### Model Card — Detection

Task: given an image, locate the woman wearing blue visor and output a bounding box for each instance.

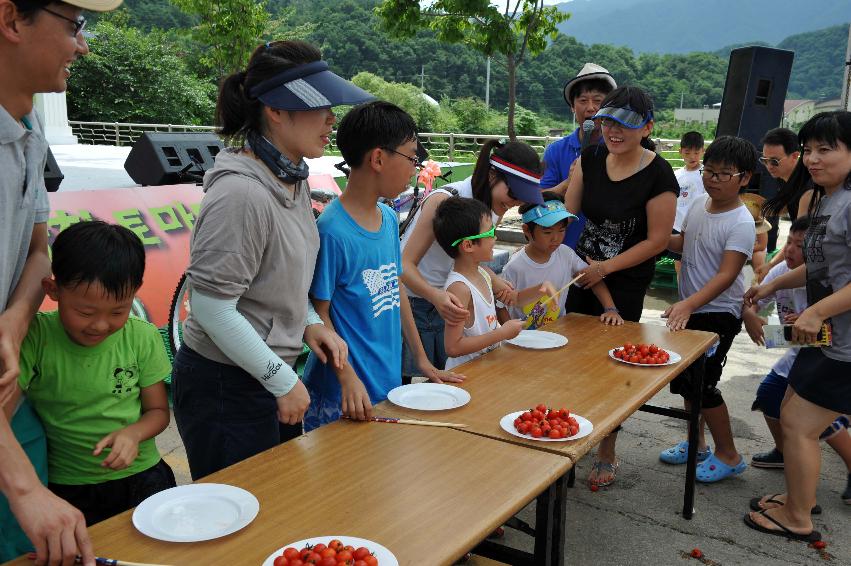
[564,86,679,487]
[172,41,371,480]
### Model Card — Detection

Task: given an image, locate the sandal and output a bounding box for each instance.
[588,459,619,487]
[749,494,822,515]
[743,510,821,542]
[696,453,746,483]
[659,440,712,465]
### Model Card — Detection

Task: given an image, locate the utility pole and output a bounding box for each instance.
[485,56,491,108]
[843,23,851,111]
[420,65,425,91]
[680,92,685,109]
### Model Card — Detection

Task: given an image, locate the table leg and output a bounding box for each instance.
[533,471,568,566]
[567,467,575,488]
[682,355,705,519]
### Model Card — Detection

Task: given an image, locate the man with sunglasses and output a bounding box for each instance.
[754,128,802,282]
[1,1,121,564]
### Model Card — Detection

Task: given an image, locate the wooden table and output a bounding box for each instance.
[4,421,570,566]
[377,314,717,518]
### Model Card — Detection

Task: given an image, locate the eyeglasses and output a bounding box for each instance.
[699,168,745,183]
[383,147,422,169]
[451,225,496,247]
[759,156,783,167]
[40,7,87,36]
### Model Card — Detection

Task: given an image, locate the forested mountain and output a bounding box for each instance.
[554,0,851,54]
[99,0,847,122]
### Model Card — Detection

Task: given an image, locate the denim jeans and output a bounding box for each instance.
[172,345,302,480]
[402,297,447,379]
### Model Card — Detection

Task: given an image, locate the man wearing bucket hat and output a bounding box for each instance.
[0,1,122,563]
[540,63,616,249]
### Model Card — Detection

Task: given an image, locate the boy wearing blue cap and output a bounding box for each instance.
[498,191,623,327]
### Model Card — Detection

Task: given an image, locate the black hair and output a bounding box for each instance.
[570,78,615,104]
[680,131,704,150]
[789,215,810,234]
[433,196,491,258]
[702,135,758,174]
[470,140,542,211]
[599,86,656,151]
[11,0,54,18]
[52,221,145,299]
[519,190,565,234]
[765,111,851,218]
[335,101,418,168]
[216,40,322,146]
[761,127,799,155]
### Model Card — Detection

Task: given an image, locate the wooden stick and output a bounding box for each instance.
[538,273,583,307]
[27,554,175,566]
[343,415,468,428]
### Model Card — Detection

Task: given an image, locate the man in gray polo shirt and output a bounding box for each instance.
[0,1,121,564]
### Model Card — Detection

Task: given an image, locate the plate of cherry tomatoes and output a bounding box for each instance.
[263,536,396,566]
[609,343,681,366]
[499,404,593,442]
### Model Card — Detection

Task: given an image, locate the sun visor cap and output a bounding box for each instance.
[594,106,651,129]
[63,0,123,11]
[521,200,577,227]
[490,156,544,205]
[250,61,374,111]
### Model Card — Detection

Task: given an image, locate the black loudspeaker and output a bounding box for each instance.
[124,132,223,186]
[715,46,795,147]
[44,147,63,192]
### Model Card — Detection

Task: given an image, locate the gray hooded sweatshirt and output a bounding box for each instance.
[182,149,320,366]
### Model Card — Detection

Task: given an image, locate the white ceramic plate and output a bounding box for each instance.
[387,383,471,410]
[262,536,398,566]
[132,483,259,542]
[608,348,682,366]
[505,330,568,349]
[499,411,593,442]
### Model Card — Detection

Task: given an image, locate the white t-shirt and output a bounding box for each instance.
[673,167,705,231]
[400,177,499,298]
[757,262,807,377]
[444,267,500,370]
[679,194,756,317]
[500,245,588,320]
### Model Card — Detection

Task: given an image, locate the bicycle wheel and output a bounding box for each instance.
[167,272,190,356]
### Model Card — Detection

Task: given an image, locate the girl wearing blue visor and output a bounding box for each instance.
[172,41,371,480]
[563,86,679,488]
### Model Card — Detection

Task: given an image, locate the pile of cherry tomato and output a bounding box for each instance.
[273,540,378,566]
[513,404,579,439]
[613,343,670,365]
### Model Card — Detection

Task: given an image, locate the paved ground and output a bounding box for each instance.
[57,146,849,565]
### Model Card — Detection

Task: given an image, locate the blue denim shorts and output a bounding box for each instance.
[402,297,447,378]
[752,369,788,420]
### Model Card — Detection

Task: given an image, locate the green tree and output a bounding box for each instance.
[66,15,215,125]
[350,72,440,131]
[170,0,270,79]
[376,0,568,140]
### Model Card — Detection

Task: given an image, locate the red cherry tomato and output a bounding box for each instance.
[531,427,543,438]
[352,548,370,561]
[274,556,289,566]
[318,558,336,566]
[363,556,378,566]
[284,549,301,561]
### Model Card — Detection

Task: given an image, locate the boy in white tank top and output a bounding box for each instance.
[433,197,555,369]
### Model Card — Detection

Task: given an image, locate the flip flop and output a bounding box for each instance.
[743,510,821,542]
[588,460,619,487]
[659,440,712,465]
[749,494,822,515]
[696,453,746,483]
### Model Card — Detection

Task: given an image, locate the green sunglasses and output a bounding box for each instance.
[451,225,496,247]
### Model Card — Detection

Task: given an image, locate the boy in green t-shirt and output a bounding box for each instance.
[3,221,175,526]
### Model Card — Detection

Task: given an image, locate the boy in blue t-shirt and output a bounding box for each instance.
[3,221,175,526]
[303,102,462,431]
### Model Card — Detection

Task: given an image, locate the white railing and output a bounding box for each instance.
[68,121,687,167]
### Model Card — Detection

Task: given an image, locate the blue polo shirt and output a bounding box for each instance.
[541,128,587,249]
